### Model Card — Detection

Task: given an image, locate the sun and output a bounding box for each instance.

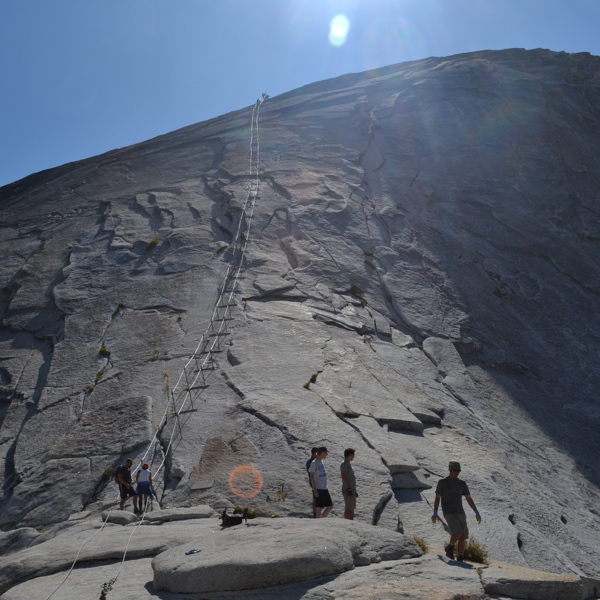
[329,14,350,47]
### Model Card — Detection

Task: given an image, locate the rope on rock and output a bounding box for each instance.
[142,93,265,480]
[43,94,267,600]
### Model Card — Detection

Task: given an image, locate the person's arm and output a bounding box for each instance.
[149,473,152,485]
[465,495,481,522]
[117,469,129,487]
[310,470,318,497]
[341,468,349,489]
[431,493,441,523]
[136,470,140,483]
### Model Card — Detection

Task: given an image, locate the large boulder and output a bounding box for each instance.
[151,517,422,593]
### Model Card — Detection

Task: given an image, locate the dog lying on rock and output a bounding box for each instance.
[219,507,248,528]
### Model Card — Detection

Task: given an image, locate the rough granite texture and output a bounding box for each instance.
[1,48,600,598]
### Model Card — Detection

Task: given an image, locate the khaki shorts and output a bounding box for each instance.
[445,513,469,539]
[342,487,357,511]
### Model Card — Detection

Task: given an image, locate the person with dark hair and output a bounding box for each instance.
[432,461,481,561]
[116,458,140,513]
[306,447,319,518]
[340,447,357,520]
[136,462,153,512]
[309,447,333,518]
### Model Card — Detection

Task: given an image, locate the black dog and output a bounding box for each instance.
[219,508,248,528]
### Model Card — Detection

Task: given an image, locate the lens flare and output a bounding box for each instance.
[329,14,350,47]
[228,465,263,499]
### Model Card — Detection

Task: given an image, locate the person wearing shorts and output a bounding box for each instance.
[116,458,139,513]
[340,448,357,520]
[306,447,319,517]
[309,447,333,518]
[432,461,481,561]
[136,462,153,512]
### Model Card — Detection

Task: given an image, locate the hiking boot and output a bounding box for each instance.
[445,544,455,559]
[457,555,465,562]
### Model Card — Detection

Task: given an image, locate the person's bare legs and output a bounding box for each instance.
[344,509,354,520]
[449,532,465,558]
[321,505,333,518]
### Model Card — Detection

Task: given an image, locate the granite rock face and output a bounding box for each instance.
[1,47,600,596]
[152,518,422,593]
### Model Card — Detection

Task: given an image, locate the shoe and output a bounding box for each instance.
[445,544,455,559]
[457,555,465,562]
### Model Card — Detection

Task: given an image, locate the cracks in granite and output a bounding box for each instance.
[1,339,53,507]
[222,372,301,448]
[238,404,301,448]
[0,242,71,508]
[548,254,600,297]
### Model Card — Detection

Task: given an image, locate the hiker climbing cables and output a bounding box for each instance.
[431,461,481,561]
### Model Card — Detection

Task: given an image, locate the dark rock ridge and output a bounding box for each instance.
[1,47,600,595]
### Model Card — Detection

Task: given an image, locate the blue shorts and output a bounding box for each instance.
[137,481,153,498]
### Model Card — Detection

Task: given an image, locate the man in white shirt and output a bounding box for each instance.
[309,447,333,518]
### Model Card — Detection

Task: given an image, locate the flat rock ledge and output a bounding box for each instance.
[2,538,600,599]
[481,561,600,600]
[151,517,422,594]
[101,504,213,525]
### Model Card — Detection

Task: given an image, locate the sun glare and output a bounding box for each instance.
[329,14,350,47]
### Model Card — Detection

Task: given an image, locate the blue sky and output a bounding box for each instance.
[1,0,599,188]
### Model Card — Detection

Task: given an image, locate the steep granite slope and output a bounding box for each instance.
[1,48,600,591]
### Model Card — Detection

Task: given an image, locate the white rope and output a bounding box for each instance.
[45,508,114,599]
[42,96,267,600]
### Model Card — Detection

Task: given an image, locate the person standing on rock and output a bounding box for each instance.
[136,462,153,512]
[340,448,357,520]
[432,461,481,562]
[306,447,319,518]
[309,447,333,518]
[116,458,140,513]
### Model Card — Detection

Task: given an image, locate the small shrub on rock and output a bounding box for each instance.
[146,237,160,251]
[411,535,428,553]
[464,537,489,564]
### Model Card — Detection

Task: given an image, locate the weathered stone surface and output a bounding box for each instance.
[141,505,213,522]
[0,527,40,556]
[1,47,600,597]
[0,518,213,594]
[151,517,422,593]
[4,546,597,600]
[481,562,595,600]
[102,510,139,525]
[351,416,419,473]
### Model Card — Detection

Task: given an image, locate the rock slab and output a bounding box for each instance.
[151,517,422,593]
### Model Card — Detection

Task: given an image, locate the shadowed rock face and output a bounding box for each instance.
[1,47,600,582]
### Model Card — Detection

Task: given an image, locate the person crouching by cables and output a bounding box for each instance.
[432,461,481,562]
[116,458,139,513]
[136,462,153,513]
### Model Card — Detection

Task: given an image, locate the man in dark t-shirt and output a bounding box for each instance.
[116,458,140,513]
[432,461,481,561]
